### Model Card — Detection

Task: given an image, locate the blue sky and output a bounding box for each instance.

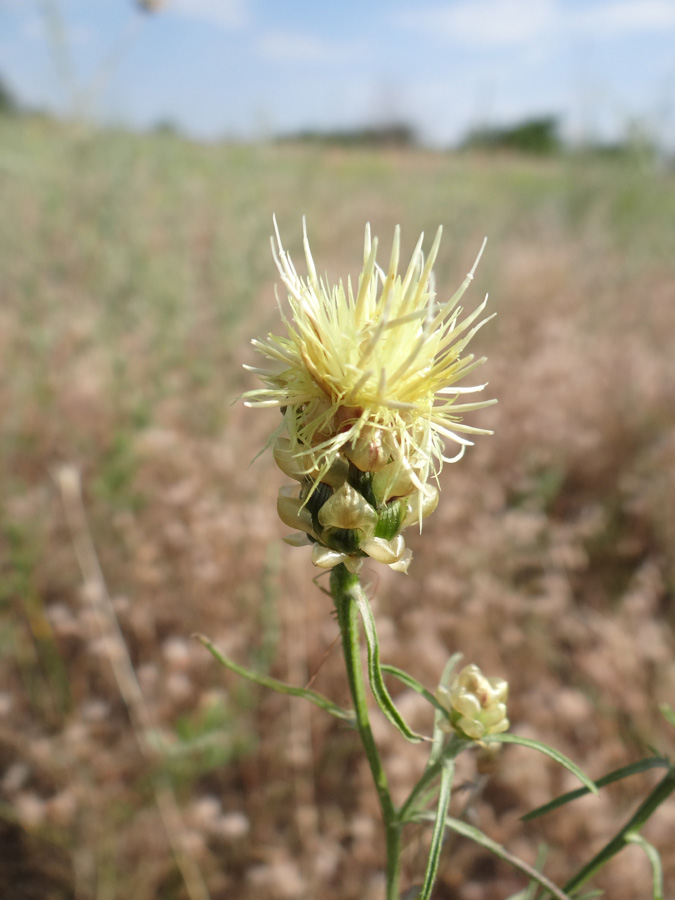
[1,0,675,147]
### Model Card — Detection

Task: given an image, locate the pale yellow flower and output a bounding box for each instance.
[436,664,509,740]
[244,219,495,573]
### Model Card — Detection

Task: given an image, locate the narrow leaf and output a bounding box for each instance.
[399,735,474,824]
[626,834,663,900]
[522,845,549,900]
[483,733,597,795]
[354,593,425,742]
[412,814,572,900]
[523,757,669,821]
[380,664,446,714]
[195,634,353,723]
[429,654,463,766]
[564,768,675,895]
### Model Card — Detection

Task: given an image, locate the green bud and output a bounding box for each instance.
[436,664,509,741]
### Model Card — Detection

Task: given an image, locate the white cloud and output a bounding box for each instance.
[398,0,558,47]
[256,29,363,64]
[168,0,249,29]
[399,0,675,47]
[572,0,675,34]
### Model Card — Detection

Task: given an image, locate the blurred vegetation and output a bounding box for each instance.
[1,113,674,899]
[0,76,19,116]
[277,122,418,149]
[462,116,562,155]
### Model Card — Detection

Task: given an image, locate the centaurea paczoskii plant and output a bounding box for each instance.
[199,220,674,899]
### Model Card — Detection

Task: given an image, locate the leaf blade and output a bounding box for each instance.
[412,814,573,900]
[482,733,597,795]
[354,593,425,743]
[195,633,354,723]
[523,756,669,821]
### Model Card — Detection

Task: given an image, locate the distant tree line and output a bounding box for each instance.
[274,116,564,154]
[276,122,417,149]
[460,116,561,155]
[0,76,18,116]
[0,75,661,162]
[276,115,657,159]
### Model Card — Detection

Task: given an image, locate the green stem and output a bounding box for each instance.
[399,737,468,823]
[330,564,401,900]
[418,760,454,900]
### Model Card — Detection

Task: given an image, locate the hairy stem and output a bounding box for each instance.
[330,564,401,900]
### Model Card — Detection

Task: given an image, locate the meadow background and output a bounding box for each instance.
[1,109,675,899]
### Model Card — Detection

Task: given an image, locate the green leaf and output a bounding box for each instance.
[438,654,463,688]
[429,654,463,766]
[398,735,470,824]
[354,592,425,743]
[523,757,669,821]
[626,834,663,900]
[520,845,549,900]
[380,664,446,714]
[412,814,573,900]
[659,703,675,728]
[563,767,675,896]
[194,633,354,723]
[380,653,463,719]
[418,761,454,900]
[482,733,597,795]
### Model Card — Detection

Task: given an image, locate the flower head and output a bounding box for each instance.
[244,219,495,573]
[436,664,509,741]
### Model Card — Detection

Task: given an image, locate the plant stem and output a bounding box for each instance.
[399,737,467,823]
[330,564,401,900]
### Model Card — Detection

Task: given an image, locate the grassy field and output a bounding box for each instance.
[1,114,674,899]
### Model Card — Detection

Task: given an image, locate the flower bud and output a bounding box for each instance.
[436,664,509,741]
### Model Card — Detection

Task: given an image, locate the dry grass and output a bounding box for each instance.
[1,115,674,899]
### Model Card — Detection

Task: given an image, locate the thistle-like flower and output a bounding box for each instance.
[436,664,509,740]
[244,219,495,573]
